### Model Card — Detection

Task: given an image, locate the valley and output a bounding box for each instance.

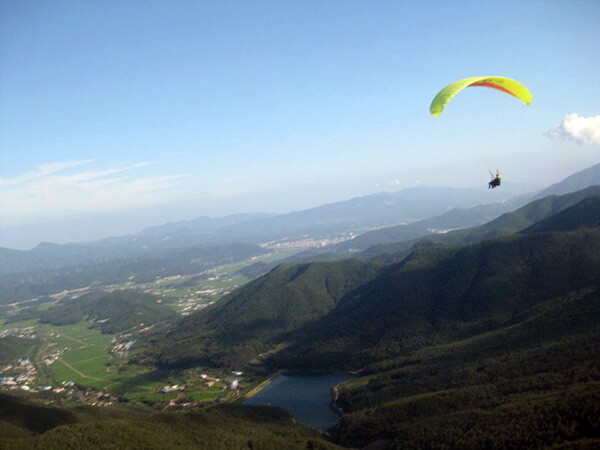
[4,2,600,447]
[0,251,300,409]
[1,169,600,448]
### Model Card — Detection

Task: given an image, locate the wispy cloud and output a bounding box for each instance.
[0,160,93,188]
[0,160,191,225]
[547,113,600,145]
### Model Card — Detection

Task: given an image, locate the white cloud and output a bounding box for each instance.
[0,160,191,225]
[547,113,600,145]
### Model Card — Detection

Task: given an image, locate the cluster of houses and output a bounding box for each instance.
[179,298,215,316]
[110,339,135,357]
[174,279,244,316]
[139,271,241,316]
[1,368,120,407]
[164,392,198,410]
[42,346,68,366]
[160,384,186,394]
[260,232,358,251]
[198,371,243,391]
[38,380,77,396]
[1,358,37,390]
[0,326,37,339]
[0,356,81,397]
[200,373,221,387]
[83,388,119,407]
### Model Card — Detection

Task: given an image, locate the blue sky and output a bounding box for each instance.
[1,0,599,248]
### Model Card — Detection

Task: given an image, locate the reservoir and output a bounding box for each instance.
[244,374,350,430]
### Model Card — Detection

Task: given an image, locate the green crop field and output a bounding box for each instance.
[188,388,227,403]
[42,322,115,389]
[2,316,234,405]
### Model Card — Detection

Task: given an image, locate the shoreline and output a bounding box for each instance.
[330,384,344,417]
[241,370,284,400]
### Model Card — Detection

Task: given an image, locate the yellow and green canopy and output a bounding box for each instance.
[430,76,532,117]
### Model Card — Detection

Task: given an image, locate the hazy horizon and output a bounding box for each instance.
[0,163,589,251]
[2,1,599,249]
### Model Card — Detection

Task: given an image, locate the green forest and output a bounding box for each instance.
[0,394,338,449]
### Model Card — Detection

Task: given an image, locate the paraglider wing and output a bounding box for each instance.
[430,76,532,117]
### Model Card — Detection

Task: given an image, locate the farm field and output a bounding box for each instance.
[45,323,114,388]
[1,318,230,405]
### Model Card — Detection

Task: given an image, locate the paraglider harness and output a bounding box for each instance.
[488,170,501,189]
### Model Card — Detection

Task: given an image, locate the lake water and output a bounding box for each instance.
[244,374,350,430]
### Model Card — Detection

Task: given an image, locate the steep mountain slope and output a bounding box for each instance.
[271,227,600,370]
[288,195,600,447]
[334,286,600,448]
[521,195,600,234]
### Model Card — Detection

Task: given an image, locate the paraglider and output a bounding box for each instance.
[429,76,532,189]
[488,170,501,189]
[430,76,532,117]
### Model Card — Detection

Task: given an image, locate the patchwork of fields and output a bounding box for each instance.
[1,319,228,404]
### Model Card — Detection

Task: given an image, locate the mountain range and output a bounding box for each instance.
[136,185,600,448]
[2,163,598,275]
[1,162,597,305]
[0,186,498,274]
[286,161,600,262]
[2,163,600,448]
[140,185,600,371]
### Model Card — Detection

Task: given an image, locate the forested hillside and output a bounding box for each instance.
[140,188,600,374]
[0,394,338,449]
[271,228,600,370]
[334,285,600,448]
[141,259,381,368]
[40,290,176,334]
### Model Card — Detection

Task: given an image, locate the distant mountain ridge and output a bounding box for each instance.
[0,186,497,276]
[287,200,524,264]
[362,185,600,262]
[534,161,600,199]
[285,162,600,263]
[1,163,598,304]
[0,213,271,276]
[214,186,501,243]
